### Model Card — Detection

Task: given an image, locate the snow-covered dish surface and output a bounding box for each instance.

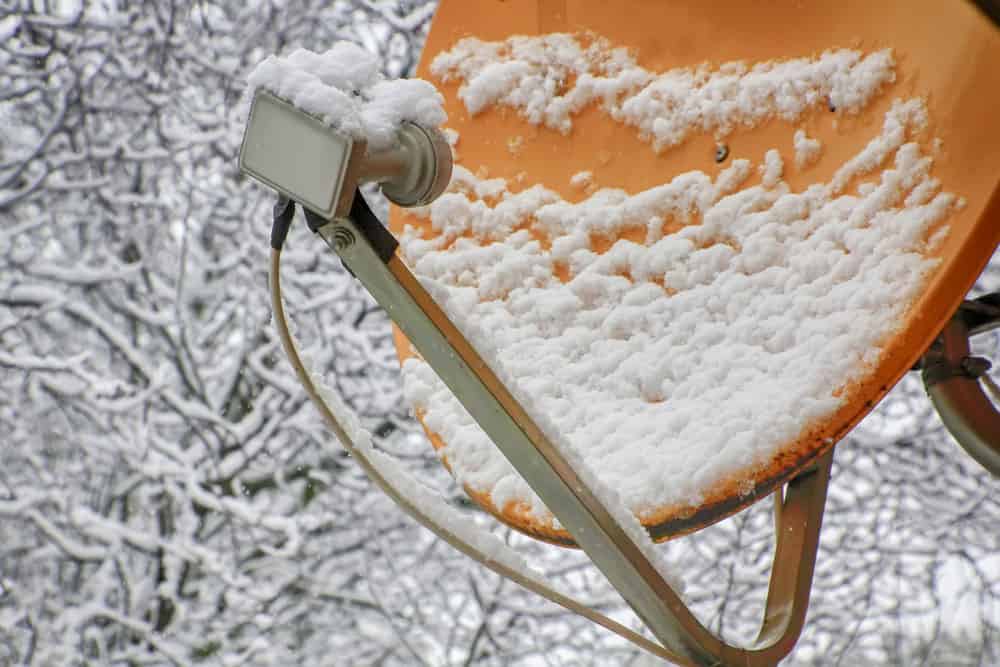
[397,34,961,532]
[246,44,446,152]
[430,34,894,151]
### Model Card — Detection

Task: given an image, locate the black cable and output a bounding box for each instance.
[270,195,295,251]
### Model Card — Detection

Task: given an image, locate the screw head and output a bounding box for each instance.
[332,225,355,251]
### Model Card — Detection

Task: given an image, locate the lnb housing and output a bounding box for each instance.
[239,90,452,219]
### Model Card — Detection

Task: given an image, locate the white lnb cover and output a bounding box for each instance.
[239,91,353,218]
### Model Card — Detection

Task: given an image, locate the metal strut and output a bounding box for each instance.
[281,192,835,667]
[921,296,1000,476]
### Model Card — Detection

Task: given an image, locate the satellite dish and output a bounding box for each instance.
[391,0,1000,544]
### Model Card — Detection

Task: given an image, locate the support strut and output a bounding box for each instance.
[921,298,1000,476]
[283,193,837,666]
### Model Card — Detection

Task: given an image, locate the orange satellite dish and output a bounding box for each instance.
[391,0,1000,547]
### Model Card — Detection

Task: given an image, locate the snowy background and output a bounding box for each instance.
[1,1,998,665]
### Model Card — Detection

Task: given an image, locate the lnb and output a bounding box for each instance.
[239,90,453,219]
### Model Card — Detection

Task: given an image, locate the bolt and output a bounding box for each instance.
[332,226,355,251]
[961,356,992,378]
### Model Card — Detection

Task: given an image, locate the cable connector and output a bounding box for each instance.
[271,195,296,250]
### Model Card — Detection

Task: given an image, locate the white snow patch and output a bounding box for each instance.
[431,34,895,152]
[760,149,784,188]
[246,44,446,151]
[794,129,823,169]
[570,170,594,189]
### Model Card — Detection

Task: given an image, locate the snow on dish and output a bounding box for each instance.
[570,170,594,189]
[794,129,823,169]
[431,34,894,152]
[399,97,956,527]
[246,44,446,151]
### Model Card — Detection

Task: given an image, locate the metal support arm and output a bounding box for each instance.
[921,297,1000,476]
[303,197,835,666]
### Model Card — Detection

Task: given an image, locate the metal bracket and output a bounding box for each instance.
[305,190,398,263]
[921,296,1000,476]
[307,194,835,666]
